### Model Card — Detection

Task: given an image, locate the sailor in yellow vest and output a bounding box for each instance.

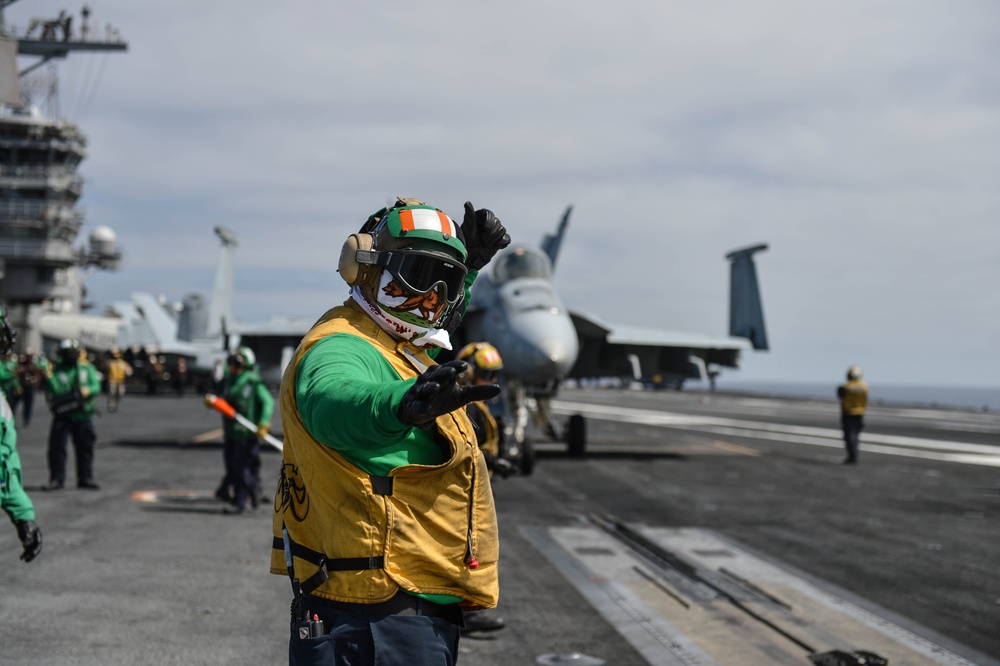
[837,365,869,464]
[272,198,510,665]
[105,348,133,413]
[455,341,515,636]
[455,342,516,481]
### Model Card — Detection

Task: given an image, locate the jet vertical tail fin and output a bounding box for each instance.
[726,243,769,351]
[205,226,238,339]
[540,205,573,270]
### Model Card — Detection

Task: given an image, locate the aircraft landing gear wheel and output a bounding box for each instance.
[567,414,586,457]
[519,438,536,476]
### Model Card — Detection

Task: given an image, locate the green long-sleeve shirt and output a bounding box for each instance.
[221,368,274,440]
[46,359,102,422]
[295,269,478,475]
[1,394,34,523]
[295,333,446,475]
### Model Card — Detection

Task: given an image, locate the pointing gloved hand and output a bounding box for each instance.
[399,360,501,427]
[461,202,511,271]
[15,520,42,563]
[257,422,270,440]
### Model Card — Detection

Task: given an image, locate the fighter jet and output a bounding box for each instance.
[36,227,242,389]
[453,206,769,460]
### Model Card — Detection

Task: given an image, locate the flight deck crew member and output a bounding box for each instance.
[42,339,103,490]
[0,351,20,418]
[455,341,514,636]
[105,348,132,413]
[0,308,42,562]
[837,365,868,465]
[220,346,273,514]
[456,342,515,481]
[271,198,510,666]
[15,350,40,426]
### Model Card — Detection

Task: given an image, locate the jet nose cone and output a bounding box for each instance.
[532,337,576,377]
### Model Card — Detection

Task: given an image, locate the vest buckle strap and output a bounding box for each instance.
[325,556,385,571]
[273,536,386,586]
[369,474,394,496]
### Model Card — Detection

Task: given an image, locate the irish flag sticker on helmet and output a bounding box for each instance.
[383,205,467,260]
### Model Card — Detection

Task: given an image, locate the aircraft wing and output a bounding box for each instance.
[36,312,126,351]
[568,309,751,384]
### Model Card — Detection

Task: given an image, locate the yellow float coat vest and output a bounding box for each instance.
[270,301,499,609]
[468,401,500,460]
[840,379,869,415]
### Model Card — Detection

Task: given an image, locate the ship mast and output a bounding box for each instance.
[0,2,128,351]
[4,1,126,77]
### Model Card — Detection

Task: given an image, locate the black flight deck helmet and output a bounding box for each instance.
[57,339,80,365]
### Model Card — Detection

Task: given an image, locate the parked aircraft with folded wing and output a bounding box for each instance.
[36,227,242,388]
[38,225,313,388]
[451,206,769,459]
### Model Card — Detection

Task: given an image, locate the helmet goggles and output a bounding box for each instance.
[379,249,467,304]
[477,368,499,383]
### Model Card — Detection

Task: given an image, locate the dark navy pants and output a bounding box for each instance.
[20,386,34,426]
[47,416,96,485]
[223,436,260,509]
[841,413,864,462]
[289,599,461,666]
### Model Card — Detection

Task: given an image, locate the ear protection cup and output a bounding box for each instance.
[338,232,376,286]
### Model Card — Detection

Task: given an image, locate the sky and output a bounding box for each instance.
[6,1,1000,387]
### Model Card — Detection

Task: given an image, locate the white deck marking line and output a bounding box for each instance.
[521,526,719,666]
[553,401,1000,467]
[532,524,984,666]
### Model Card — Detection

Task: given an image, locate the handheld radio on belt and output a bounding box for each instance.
[284,525,325,639]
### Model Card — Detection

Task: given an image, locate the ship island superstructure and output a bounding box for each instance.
[0,2,127,351]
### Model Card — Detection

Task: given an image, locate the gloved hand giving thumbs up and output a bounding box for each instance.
[399,360,500,427]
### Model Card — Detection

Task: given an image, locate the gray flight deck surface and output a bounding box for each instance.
[1,387,998,665]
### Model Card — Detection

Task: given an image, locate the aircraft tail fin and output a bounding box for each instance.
[541,205,573,270]
[725,243,769,351]
[205,226,238,340]
[131,293,182,348]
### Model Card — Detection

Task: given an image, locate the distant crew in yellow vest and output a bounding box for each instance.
[837,365,869,464]
[271,197,510,666]
[105,349,132,413]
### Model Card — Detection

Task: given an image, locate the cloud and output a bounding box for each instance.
[8,0,1000,385]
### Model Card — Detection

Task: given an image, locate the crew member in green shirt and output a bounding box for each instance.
[0,307,42,562]
[42,339,103,490]
[219,346,273,514]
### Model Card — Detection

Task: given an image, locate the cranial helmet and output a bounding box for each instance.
[58,339,80,364]
[0,305,14,356]
[847,365,863,380]
[338,197,468,305]
[228,346,256,369]
[457,342,504,382]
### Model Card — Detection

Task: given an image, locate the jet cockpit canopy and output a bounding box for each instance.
[492,247,552,284]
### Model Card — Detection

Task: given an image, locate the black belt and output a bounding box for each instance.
[301,591,464,626]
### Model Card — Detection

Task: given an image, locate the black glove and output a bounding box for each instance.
[492,456,517,479]
[399,360,501,427]
[461,202,511,271]
[437,294,464,336]
[15,520,42,563]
